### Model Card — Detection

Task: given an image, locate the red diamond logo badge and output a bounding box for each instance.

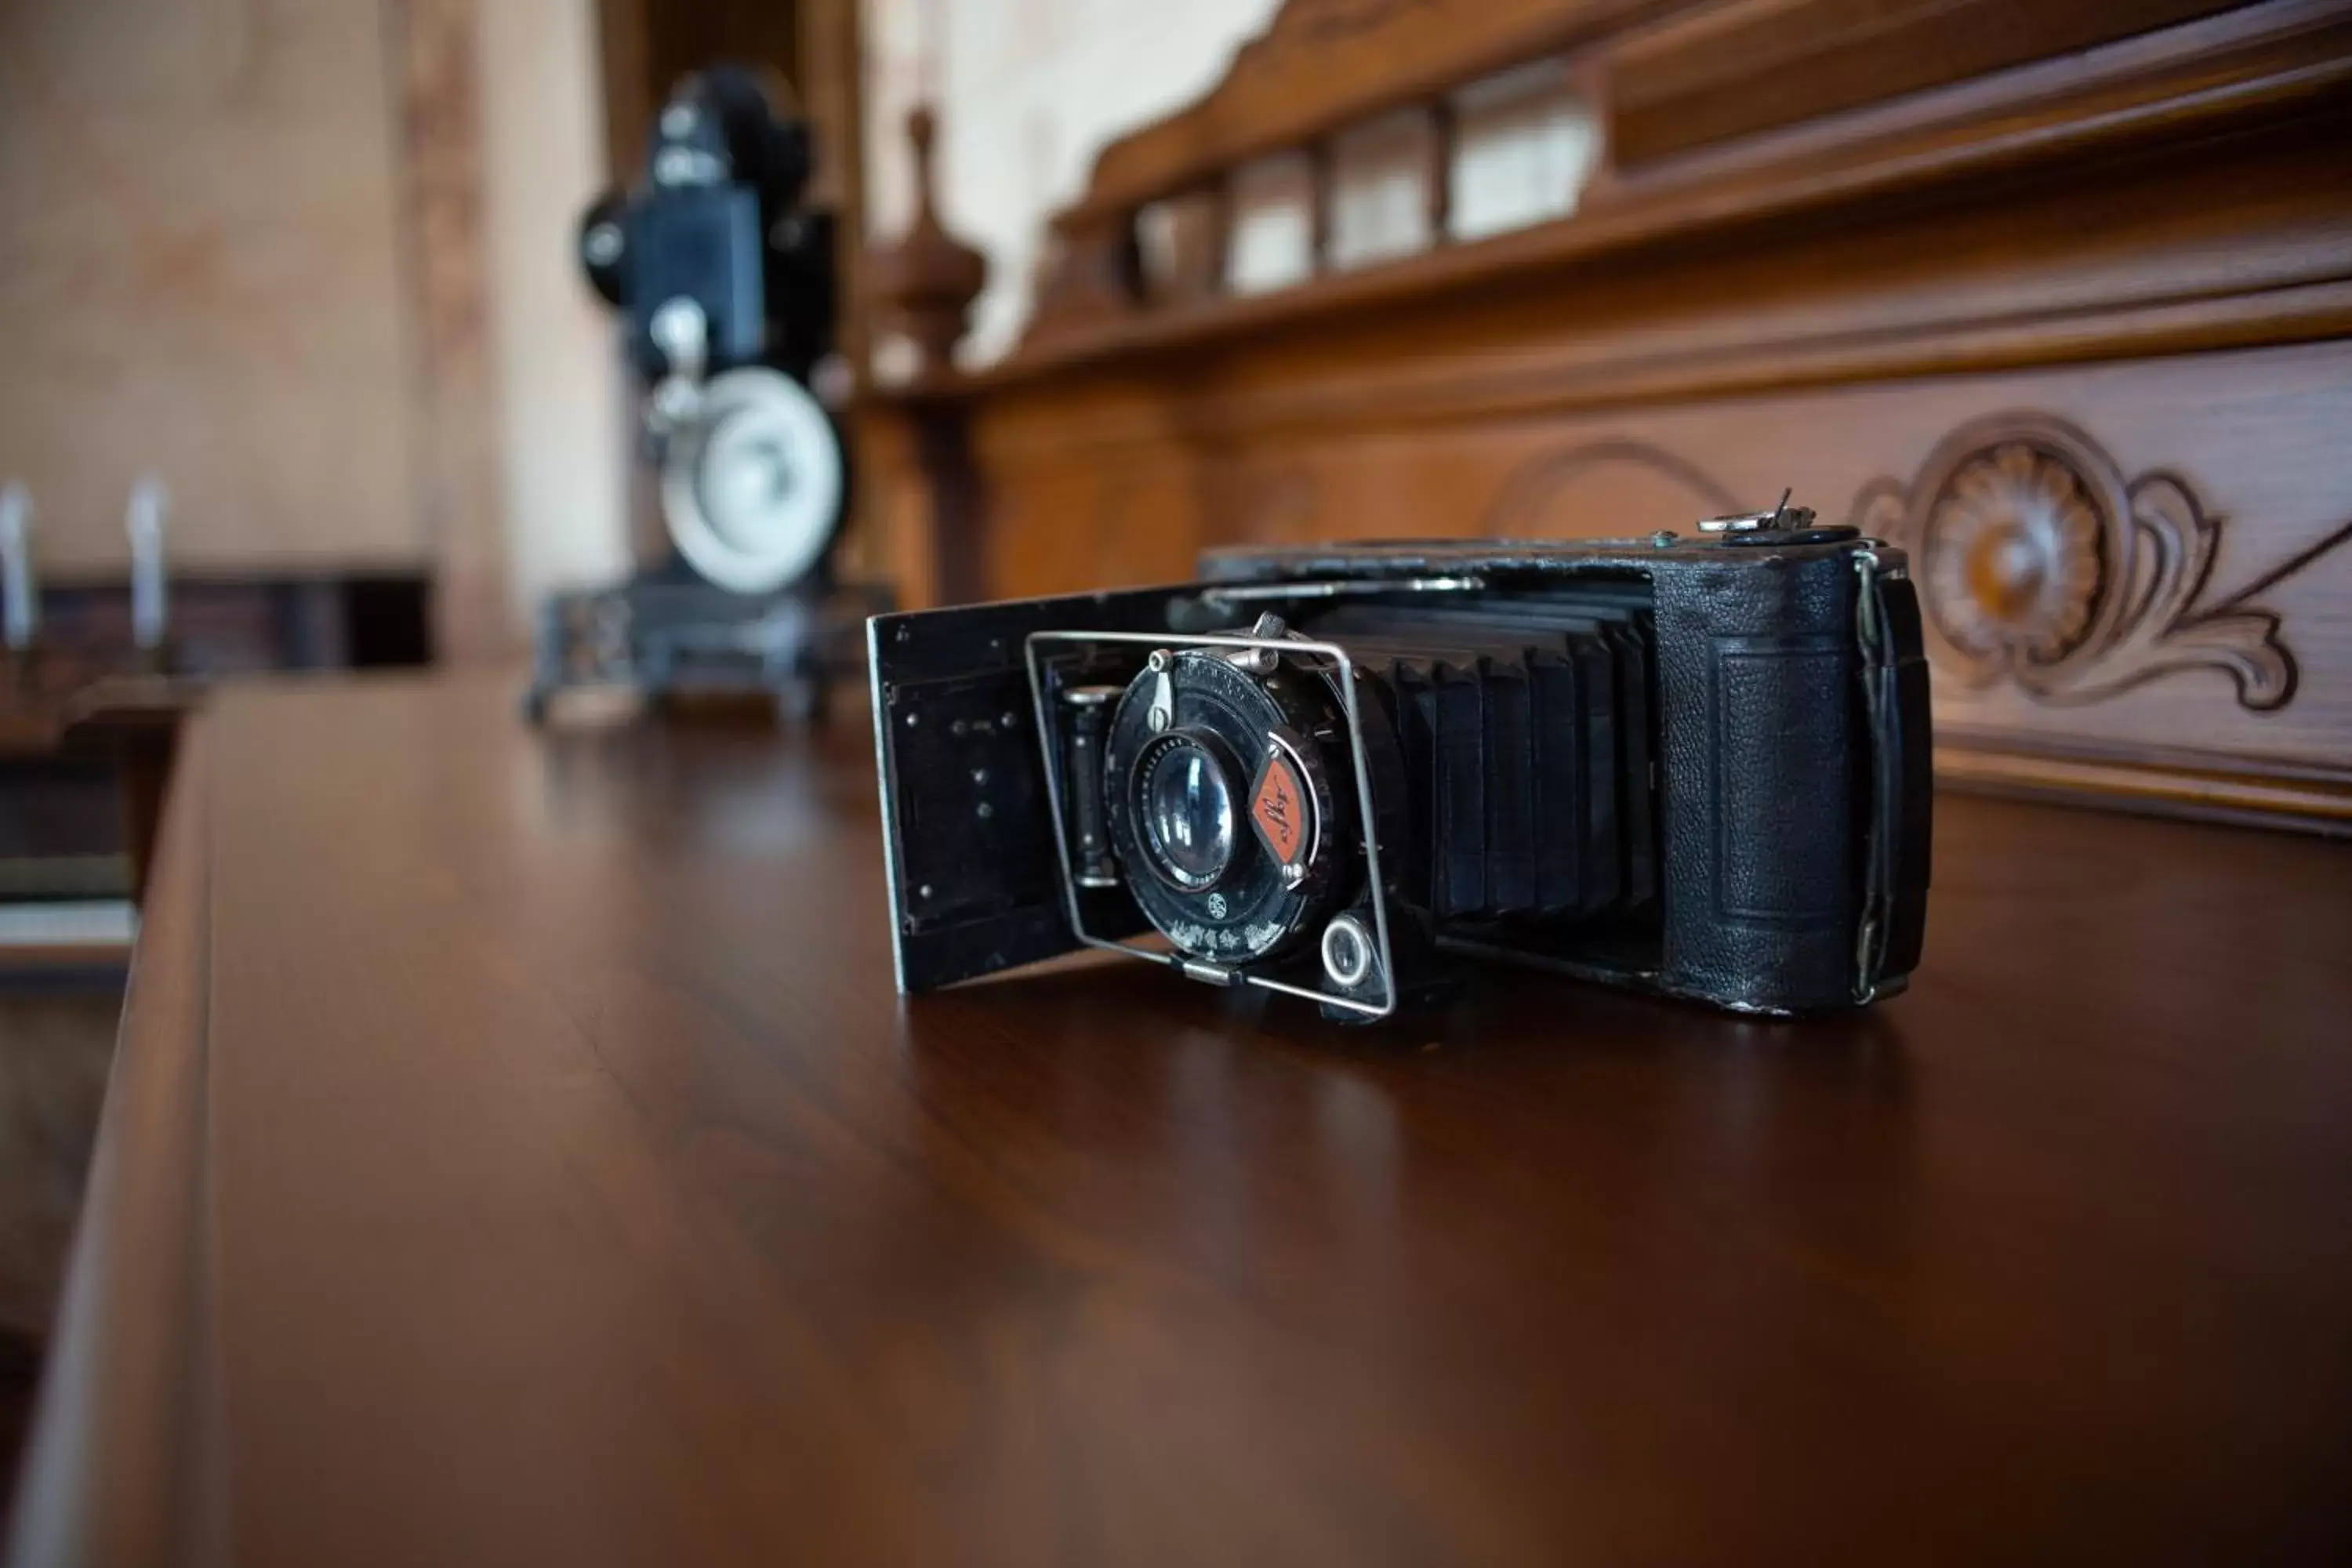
[1250,751,1309,869]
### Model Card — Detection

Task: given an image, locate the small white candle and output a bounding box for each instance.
[1,482,33,652]
[128,475,169,652]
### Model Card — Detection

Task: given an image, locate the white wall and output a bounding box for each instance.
[0,0,421,573]
[863,0,1281,367]
[477,0,631,617]
[0,0,630,635]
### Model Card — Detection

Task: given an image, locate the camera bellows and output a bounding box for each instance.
[1325,597,1658,925]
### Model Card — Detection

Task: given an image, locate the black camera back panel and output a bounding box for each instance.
[870,589,1178,992]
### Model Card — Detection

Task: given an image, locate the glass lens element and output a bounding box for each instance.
[1140,739,1236,889]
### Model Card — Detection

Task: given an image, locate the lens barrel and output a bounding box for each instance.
[1101,648,1352,966]
[1133,731,1240,891]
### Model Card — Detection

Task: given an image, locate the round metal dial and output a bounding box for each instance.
[660,367,844,594]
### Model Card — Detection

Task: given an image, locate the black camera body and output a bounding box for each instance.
[869,510,1931,1020]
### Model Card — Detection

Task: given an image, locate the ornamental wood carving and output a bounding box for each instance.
[1483,438,1739,533]
[1849,415,2352,713]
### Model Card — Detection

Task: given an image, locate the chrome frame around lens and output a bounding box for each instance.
[1024,629,1399,1021]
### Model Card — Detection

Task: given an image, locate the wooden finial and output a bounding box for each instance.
[867,103,987,375]
[908,105,939,212]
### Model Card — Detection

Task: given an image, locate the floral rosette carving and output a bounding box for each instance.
[1924,443,2104,671]
[1854,415,2310,712]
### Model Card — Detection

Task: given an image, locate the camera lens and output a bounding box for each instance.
[1100,648,1354,968]
[1137,736,1236,890]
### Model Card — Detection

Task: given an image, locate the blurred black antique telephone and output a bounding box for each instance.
[528,65,877,722]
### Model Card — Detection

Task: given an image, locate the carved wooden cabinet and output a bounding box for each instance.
[863,0,2352,829]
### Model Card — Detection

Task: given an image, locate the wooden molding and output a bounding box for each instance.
[1071,0,1688,220]
[953,0,2352,384]
[942,274,2352,461]
[7,722,225,1561]
[1610,0,2243,164]
[1936,735,2352,835]
[859,0,2352,833]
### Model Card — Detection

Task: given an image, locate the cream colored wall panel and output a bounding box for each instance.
[0,0,420,574]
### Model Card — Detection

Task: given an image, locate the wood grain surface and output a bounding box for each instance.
[12,671,2352,1566]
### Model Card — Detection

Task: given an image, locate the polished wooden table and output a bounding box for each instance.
[12,673,2352,1566]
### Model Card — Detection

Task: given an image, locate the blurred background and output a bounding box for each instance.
[0,0,1308,1439]
[2,0,2348,1520]
[0,0,898,1490]
[0,0,1302,662]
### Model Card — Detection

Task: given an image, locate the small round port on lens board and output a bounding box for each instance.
[1320,913,1376,989]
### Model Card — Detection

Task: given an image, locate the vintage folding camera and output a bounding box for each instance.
[869,506,1931,1021]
